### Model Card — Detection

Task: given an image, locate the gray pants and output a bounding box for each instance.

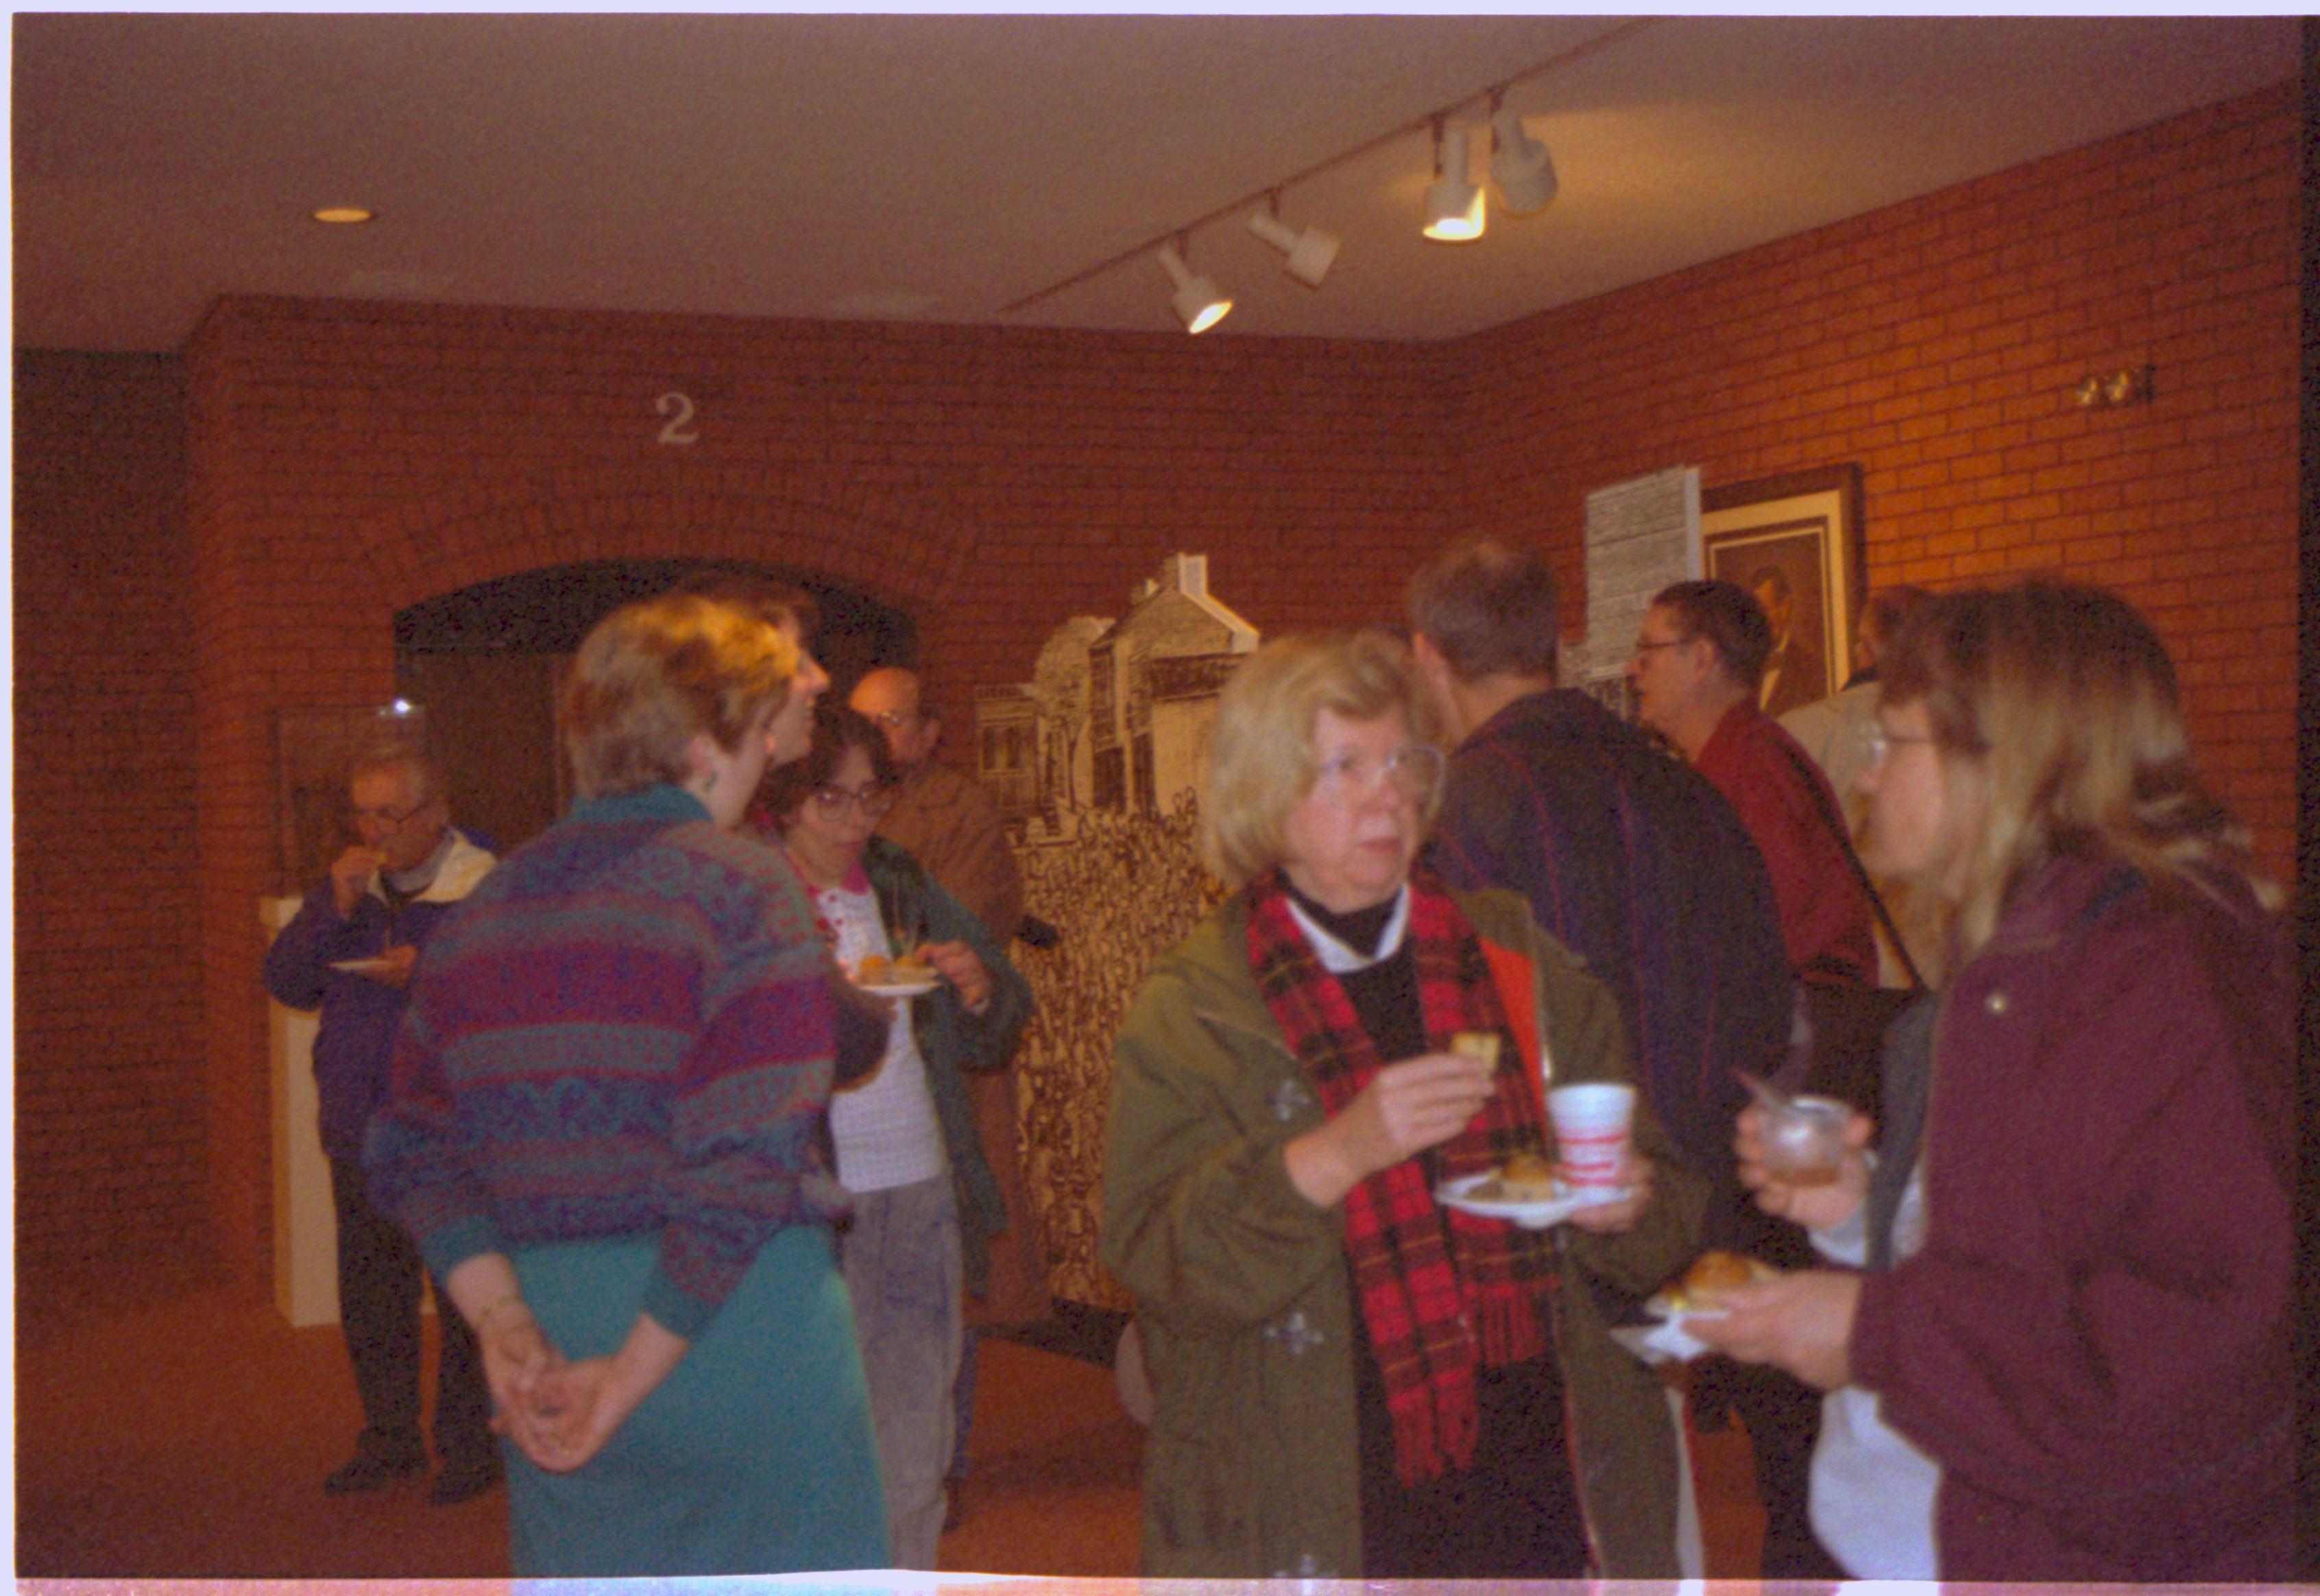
[840,1174,963,1569]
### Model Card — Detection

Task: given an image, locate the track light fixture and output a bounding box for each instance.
[1246,192,1340,288]
[1488,95,1559,216]
[1002,21,1665,325]
[1157,237,1232,333]
[1423,117,1485,243]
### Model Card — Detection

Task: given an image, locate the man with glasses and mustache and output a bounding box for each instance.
[849,666,1023,943]
[264,749,500,1505]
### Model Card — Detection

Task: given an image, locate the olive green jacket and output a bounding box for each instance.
[1099,886,1704,1580]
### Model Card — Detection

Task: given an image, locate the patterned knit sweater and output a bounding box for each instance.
[365,784,838,1342]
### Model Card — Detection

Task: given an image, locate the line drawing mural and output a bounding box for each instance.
[975,554,1257,1309]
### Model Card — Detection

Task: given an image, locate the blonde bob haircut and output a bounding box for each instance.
[1878,577,2277,956]
[1200,629,1443,890]
[560,594,799,799]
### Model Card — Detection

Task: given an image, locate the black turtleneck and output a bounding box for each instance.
[1284,880,1423,1065]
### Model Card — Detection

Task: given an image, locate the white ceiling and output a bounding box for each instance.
[10,12,2301,354]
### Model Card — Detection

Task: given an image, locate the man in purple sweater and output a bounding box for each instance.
[264,750,499,1504]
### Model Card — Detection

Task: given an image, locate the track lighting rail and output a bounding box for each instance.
[999,17,1658,319]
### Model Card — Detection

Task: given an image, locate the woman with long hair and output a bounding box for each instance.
[365,593,884,1575]
[1693,577,2295,1580]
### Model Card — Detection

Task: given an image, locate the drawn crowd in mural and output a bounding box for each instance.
[976,555,1255,1309]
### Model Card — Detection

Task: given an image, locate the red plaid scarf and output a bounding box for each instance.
[1245,866,1555,1485]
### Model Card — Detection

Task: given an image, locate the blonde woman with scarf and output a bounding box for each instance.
[1101,630,1705,1580]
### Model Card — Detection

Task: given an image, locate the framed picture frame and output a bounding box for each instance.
[1700,464,1865,718]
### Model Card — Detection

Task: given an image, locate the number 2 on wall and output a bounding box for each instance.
[655,391,699,446]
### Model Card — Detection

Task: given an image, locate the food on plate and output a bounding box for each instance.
[1449,1030,1503,1072]
[854,952,934,988]
[1648,1249,1783,1316]
[1467,1150,1559,1203]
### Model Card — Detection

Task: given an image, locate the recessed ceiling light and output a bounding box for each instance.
[312,206,374,226]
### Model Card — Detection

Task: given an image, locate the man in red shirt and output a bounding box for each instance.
[1628,580,1875,986]
[1625,578,1875,1579]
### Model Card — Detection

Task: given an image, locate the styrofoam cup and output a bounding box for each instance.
[1547,1082,1634,1189]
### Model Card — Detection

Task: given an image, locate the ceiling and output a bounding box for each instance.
[11,13,2301,354]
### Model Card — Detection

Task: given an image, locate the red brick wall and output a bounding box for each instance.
[14,86,2297,1287]
[177,300,1451,1285]
[14,352,208,1269]
[1446,85,2302,874]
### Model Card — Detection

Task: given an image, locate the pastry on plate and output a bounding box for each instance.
[1647,1249,1781,1316]
[1468,1150,1559,1203]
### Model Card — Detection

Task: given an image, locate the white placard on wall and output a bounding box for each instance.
[1582,466,1701,699]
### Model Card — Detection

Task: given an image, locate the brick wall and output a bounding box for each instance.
[14,85,2299,1287]
[14,352,208,1270]
[1447,85,2302,871]
[176,300,1451,1285]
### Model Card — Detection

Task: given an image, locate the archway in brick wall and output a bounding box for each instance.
[393,557,913,856]
[224,479,979,1289]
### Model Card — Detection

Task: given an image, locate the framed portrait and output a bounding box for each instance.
[1700,464,1865,718]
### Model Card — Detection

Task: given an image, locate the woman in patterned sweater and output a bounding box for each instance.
[366,593,886,1575]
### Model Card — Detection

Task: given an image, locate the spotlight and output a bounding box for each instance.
[1247,196,1340,288]
[1488,99,1558,216]
[1157,241,1232,332]
[1423,119,1484,243]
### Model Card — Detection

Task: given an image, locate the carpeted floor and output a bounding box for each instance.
[14,1257,1765,1579]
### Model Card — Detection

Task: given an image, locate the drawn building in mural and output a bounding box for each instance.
[975,553,1257,1307]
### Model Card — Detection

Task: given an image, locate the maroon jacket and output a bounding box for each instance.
[1850,854,2295,1580]
[1693,701,1876,984]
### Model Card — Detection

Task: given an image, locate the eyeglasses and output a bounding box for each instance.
[348,799,437,832]
[810,782,897,821]
[1863,724,1938,765]
[867,708,921,730]
[1632,634,1694,660]
[1312,743,1445,806]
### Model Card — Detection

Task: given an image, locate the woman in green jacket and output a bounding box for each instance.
[1101,630,1704,1580]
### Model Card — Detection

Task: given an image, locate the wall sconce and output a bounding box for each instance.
[2074,365,2153,409]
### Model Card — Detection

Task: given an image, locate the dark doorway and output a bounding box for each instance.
[395,559,913,853]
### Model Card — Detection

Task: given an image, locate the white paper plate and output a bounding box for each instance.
[1435,1172,1632,1230]
[328,957,398,976]
[856,979,939,998]
[1610,1310,1729,1365]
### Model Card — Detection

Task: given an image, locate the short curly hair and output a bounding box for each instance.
[559,594,798,799]
[1199,629,1442,889]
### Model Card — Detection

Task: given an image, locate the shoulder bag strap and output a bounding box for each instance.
[1772,736,1929,993]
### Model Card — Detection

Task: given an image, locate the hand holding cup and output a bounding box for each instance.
[1735,1100,1874,1230]
[1547,1082,1635,1194]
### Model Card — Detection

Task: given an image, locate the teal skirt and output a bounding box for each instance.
[502,1225,889,1577]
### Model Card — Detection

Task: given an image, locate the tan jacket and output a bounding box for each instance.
[875,760,1023,943]
[1100,886,1703,1578]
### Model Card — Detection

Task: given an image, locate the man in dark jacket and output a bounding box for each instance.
[1407,541,1837,1577]
[264,750,498,1503]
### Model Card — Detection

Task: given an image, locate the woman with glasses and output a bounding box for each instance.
[363,594,880,1575]
[1100,630,1705,1580]
[1692,579,2295,1580]
[754,699,1032,1569]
